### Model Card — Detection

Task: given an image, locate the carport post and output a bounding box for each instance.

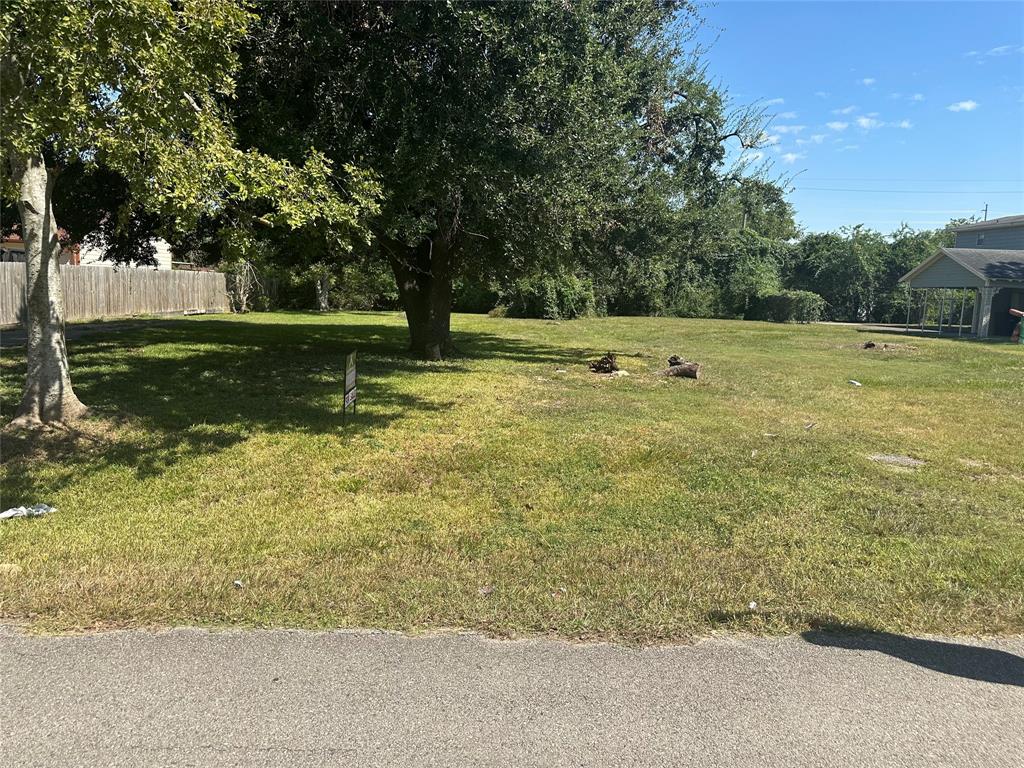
[937,290,945,334]
[905,288,912,333]
[958,291,967,337]
[920,288,929,330]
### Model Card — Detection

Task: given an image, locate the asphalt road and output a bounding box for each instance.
[2,626,1021,767]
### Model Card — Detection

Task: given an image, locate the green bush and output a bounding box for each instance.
[666,263,726,318]
[667,280,723,318]
[453,278,500,314]
[749,290,826,323]
[500,272,595,319]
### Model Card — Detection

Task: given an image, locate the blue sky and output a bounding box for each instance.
[693,1,1024,234]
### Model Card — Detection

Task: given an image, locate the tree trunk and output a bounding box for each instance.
[383,235,455,360]
[8,152,88,427]
[662,362,701,379]
[315,269,331,312]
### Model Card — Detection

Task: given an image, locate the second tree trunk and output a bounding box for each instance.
[9,152,88,427]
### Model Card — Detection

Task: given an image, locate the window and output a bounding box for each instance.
[977,233,985,246]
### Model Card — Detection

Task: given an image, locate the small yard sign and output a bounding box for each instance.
[343,351,357,424]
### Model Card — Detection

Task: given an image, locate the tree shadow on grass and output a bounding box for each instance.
[1,313,592,498]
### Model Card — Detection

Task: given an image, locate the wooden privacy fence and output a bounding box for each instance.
[0,263,230,326]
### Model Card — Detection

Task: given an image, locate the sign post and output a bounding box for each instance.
[342,351,357,425]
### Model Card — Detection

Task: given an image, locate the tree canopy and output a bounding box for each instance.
[0,0,378,425]
[229,0,764,357]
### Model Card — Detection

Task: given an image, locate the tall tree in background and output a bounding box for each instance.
[0,0,377,426]
[721,178,799,241]
[235,0,763,358]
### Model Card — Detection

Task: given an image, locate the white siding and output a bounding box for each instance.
[79,238,174,269]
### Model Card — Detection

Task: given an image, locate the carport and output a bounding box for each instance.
[899,247,1024,337]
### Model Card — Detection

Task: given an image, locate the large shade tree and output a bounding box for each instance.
[233,0,764,358]
[0,0,377,426]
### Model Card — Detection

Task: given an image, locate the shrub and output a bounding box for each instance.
[666,264,725,318]
[500,272,595,319]
[453,278,500,314]
[749,290,826,323]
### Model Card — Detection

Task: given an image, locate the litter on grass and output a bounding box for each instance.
[0,503,56,520]
[848,380,862,387]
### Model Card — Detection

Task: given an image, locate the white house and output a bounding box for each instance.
[0,235,174,270]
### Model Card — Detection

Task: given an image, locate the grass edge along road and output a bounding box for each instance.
[1,312,1023,641]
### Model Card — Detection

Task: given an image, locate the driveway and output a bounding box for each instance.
[2,626,1021,767]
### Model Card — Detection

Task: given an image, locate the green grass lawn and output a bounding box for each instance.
[1,311,1023,640]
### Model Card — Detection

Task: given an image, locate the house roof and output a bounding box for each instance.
[952,214,1024,233]
[900,247,1024,284]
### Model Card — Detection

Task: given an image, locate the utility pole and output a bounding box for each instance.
[983,203,988,221]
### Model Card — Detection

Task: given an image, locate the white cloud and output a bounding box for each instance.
[911,93,925,102]
[815,91,830,98]
[947,100,979,112]
[764,97,785,105]
[810,134,825,144]
[838,144,860,152]
[778,111,798,119]
[774,125,806,134]
[832,105,857,114]
[965,45,1022,58]
[740,151,765,164]
[894,119,913,129]
[826,121,849,131]
[860,78,876,86]
[757,132,781,146]
[856,116,883,129]
[781,152,805,165]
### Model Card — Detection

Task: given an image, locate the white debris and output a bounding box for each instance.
[0,503,56,521]
[848,380,862,387]
[748,601,758,611]
[612,370,631,377]
[233,580,244,589]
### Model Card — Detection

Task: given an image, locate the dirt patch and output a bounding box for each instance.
[861,341,918,352]
[1,416,122,465]
[869,453,926,468]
